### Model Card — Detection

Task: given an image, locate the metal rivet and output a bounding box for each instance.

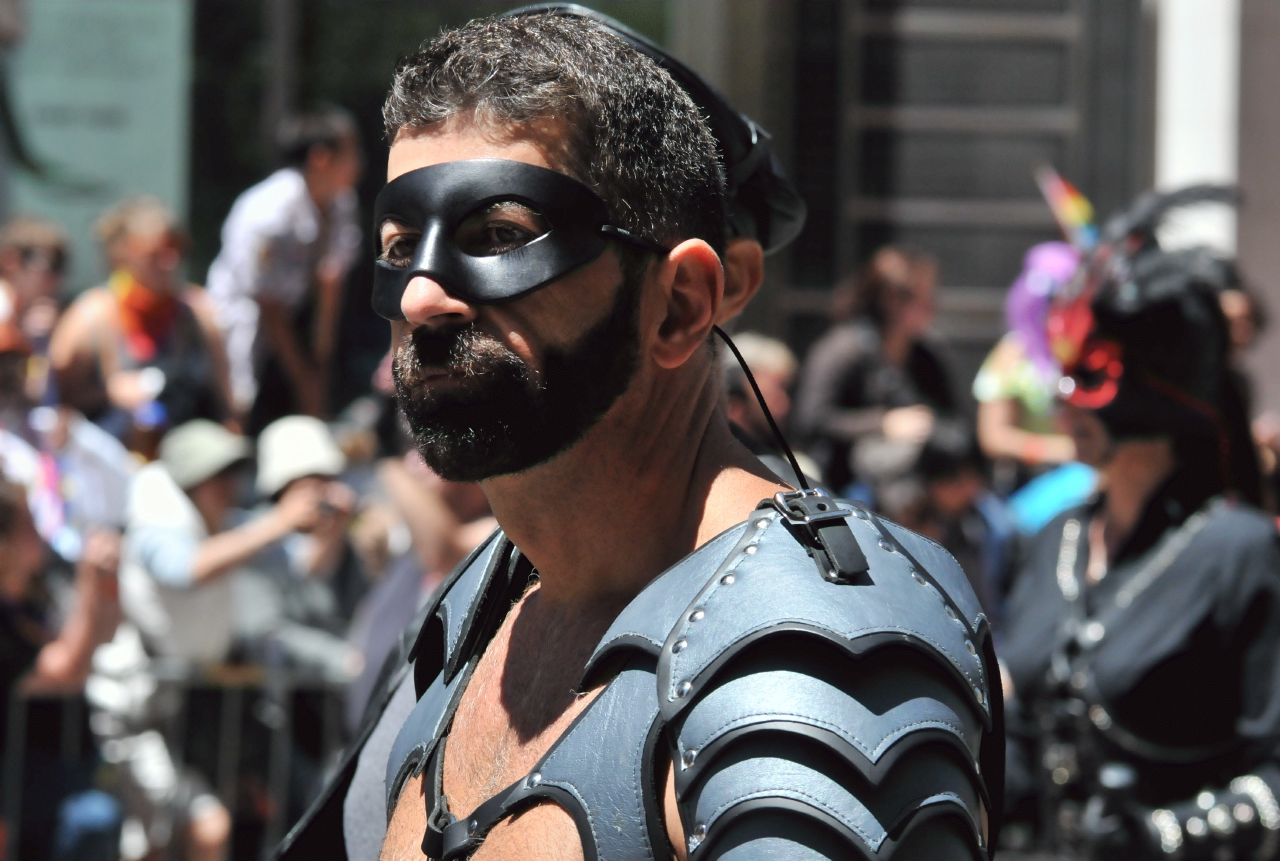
[974,686,985,705]
[721,574,735,585]
[965,639,976,655]
[693,822,707,838]
[945,605,958,621]
[468,819,478,833]
[878,540,894,552]
[911,570,926,585]
[744,545,758,555]
[671,639,687,654]
[689,609,705,623]
[754,519,769,529]
[682,748,698,767]
[676,680,693,698]
[528,771,542,787]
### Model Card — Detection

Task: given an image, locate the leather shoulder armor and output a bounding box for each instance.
[287,501,1000,861]
[658,501,1000,860]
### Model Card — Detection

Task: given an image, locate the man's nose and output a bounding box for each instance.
[401,274,478,327]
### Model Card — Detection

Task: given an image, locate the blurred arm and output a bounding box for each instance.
[26,531,120,693]
[312,262,345,377]
[976,399,1075,465]
[184,286,237,426]
[258,296,324,417]
[792,333,888,442]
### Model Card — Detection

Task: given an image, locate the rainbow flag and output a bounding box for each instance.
[1035,165,1098,250]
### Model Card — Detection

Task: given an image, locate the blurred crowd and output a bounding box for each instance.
[730,236,1274,645]
[0,109,499,861]
[0,100,1275,861]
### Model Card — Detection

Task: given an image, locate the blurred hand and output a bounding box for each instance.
[882,405,934,444]
[324,481,355,514]
[109,368,167,411]
[77,530,122,640]
[77,530,120,599]
[1254,411,1280,451]
[21,300,59,341]
[274,480,327,533]
[316,482,356,534]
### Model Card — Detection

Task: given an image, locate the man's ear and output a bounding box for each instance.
[717,238,765,324]
[652,239,723,370]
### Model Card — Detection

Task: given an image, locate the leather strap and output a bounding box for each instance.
[421,739,454,859]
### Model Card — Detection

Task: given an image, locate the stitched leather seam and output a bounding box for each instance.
[446,543,499,661]
[515,672,657,859]
[705,786,880,846]
[604,632,662,648]
[671,621,982,695]
[881,527,982,623]
[540,779,596,847]
[438,599,453,661]
[629,683,656,861]
[451,576,483,658]
[685,711,966,763]
[603,526,753,669]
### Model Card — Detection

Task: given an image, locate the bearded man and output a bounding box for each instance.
[277,11,1000,861]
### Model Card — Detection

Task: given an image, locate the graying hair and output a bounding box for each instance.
[382,13,725,256]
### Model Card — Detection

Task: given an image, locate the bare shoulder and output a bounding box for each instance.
[50,287,115,363]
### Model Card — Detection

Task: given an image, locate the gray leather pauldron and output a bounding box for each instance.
[379,498,1001,860]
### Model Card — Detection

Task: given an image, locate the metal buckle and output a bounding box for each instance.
[768,488,850,525]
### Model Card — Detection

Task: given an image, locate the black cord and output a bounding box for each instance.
[712,325,810,491]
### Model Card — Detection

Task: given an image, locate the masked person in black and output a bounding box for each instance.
[1000,186,1280,860]
[275,9,1000,861]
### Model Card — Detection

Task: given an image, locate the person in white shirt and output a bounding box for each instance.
[206,107,363,431]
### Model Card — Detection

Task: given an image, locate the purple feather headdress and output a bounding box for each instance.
[1006,241,1080,381]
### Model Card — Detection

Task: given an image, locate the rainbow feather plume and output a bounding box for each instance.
[1035,164,1098,251]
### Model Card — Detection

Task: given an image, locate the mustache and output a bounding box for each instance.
[393,324,528,382]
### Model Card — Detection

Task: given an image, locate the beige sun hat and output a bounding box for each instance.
[256,415,346,497]
[159,420,252,490]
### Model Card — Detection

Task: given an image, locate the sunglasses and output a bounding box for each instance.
[17,246,67,276]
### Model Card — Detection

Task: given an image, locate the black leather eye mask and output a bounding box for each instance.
[372,158,668,320]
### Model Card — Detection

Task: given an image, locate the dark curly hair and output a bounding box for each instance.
[382,12,725,257]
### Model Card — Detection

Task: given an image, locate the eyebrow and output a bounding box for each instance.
[379,218,417,235]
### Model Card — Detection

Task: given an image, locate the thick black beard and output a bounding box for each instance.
[392,281,642,482]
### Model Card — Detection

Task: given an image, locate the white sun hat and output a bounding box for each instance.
[256,415,346,497]
[159,420,252,491]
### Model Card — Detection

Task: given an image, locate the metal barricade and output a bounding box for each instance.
[1,664,347,861]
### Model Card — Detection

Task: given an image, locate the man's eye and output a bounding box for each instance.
[379,235,418,268]
[456,203,548,257]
